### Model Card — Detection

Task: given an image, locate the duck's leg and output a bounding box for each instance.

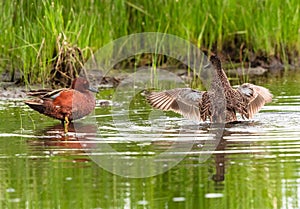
[64,116,69,133]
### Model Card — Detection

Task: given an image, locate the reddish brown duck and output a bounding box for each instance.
[146,55,272,123]
[25,77,98,132]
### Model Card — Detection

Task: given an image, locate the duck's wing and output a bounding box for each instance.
[41,88,68,99]
[26,88,67,99]
[146,88,204,122]
[26,89,53,97]
[237,83,273,118]
[24,89,67,112]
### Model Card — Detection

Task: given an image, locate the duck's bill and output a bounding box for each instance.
[88,87,99,93]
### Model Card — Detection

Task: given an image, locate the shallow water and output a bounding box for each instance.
[1,71,300,209]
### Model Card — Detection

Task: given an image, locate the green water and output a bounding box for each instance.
[1,71,300,209]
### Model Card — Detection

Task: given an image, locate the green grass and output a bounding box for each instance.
[1,0,300,84]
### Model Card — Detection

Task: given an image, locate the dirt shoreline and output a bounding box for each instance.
[0,68,286,101]
[1,54,299,100]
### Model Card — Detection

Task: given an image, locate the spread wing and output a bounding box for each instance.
[237,83,273,118]
[146,88,204,121]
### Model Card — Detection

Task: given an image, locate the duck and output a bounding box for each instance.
[25,77,98,132]
[146,55,272,123]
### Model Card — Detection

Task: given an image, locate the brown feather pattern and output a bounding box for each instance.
[146,56,272,123]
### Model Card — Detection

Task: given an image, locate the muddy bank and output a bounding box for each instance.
[1,49,299,100]
[0,65,288,101]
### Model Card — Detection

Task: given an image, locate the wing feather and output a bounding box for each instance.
[237,83,272,118]
[146,88,204,121]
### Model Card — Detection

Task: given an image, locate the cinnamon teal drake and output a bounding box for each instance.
[146,55,272,123]
[25,77,98,132]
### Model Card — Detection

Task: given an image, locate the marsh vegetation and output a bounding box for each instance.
[1,0,299,85]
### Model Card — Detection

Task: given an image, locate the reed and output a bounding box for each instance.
[0,0,299,84]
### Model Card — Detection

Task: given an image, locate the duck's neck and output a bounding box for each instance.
[211,67,232,92]
[217,68,232,89]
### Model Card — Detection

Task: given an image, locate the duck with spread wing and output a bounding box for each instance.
[146,55,272,123]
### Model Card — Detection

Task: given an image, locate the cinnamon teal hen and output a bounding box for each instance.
[146,55,272,123]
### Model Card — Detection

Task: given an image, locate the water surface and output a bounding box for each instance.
[0,71,300,209]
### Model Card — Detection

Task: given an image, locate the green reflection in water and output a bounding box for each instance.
[1,136,300,209]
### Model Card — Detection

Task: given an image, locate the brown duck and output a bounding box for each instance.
[25,77,98,132]
[147,55,272,123]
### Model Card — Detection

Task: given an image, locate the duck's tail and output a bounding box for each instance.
[25,100,47,114]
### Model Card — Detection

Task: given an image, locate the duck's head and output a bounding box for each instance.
[209,55,222,71]
[71,77,98,93]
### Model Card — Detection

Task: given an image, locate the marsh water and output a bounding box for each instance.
[1,70,300,209]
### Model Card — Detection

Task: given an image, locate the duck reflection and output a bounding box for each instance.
[212,136,227,182]
[27,122,98,155]
[151,121,257,183]
[212,121,257,183]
